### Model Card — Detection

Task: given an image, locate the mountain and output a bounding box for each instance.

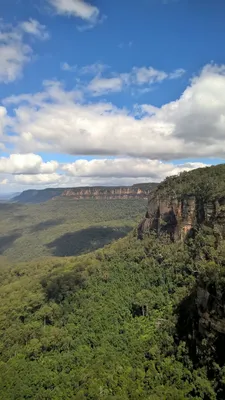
[12,183,158,204]
[12,188,65,203]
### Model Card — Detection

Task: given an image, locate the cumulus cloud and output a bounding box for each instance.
[0,154,58,174]
[0,20,49,83]
[48,0,100,23]
[2,63,225,161]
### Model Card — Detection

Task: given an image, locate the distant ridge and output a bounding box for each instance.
[12,183,158,204]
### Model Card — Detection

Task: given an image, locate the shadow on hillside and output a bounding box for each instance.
[0,232,22,254]
[46,226,131,257]
[30,218,65,233]
[0,203,21,212]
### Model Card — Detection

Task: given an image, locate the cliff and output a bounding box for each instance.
[13,183,158,204]
[61,184,157,200]
[138,164,225,241]
[138,193,225,241]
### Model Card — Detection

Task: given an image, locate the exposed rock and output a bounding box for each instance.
[138,192,225,241]
[13,183,158,204]
[61,184,157,200]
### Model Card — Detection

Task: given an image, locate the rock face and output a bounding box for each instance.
[61,184,157,200]
[138,193,225,241]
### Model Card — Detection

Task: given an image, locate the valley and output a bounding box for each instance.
[0,198,147,262]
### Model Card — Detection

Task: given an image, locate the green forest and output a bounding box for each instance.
[0,198,146,262]
[1,165,225,399]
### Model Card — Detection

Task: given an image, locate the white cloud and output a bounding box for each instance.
[134,67,168,85]
[3,63,225,161]
[60,63,184,96]
[20,19,49,40]
[133,67,185,85]
[88,76,124,95]
[61,62,77,72]
[0,27,31,83]
[14,173,62,185]
[0,20,49,83]
[48,0,100,22]
[0,154,58,174]
[86,66,184,96]
[169,68,186,79]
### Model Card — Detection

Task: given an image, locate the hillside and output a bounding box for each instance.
[13,183,158,204]
[1,165,225,399]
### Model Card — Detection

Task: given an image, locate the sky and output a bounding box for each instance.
[0,0,225,193]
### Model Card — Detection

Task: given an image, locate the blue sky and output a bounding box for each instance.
[0,0,225,192]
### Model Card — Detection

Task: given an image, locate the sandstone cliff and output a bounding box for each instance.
[61,184,157,200]
[138,164,225,241]
[13,183,158,204]
[138,193,225,241]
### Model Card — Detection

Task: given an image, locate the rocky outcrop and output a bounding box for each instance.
[138,193,225,241]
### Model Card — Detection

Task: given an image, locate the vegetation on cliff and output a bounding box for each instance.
[1,165,225,399]
[154,163,225,201]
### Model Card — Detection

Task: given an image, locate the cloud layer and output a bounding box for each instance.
[0,153,208,190]
[2,64,225,161]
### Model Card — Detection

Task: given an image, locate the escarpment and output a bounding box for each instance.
[13,183,158,203]
[138,164,225,241]
[61,184,157,200]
